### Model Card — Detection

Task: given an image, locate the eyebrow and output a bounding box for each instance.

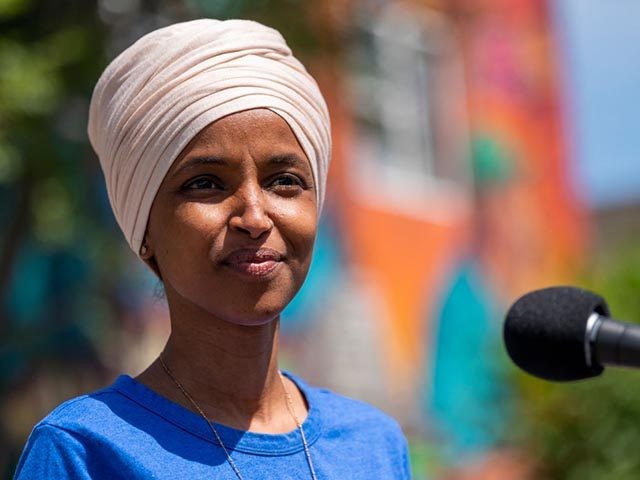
[266,154,308,168]
[173,153,308,176]
[172,156,227,176]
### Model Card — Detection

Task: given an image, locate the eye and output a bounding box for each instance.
[267,174,306,195]
[182,176,222,191]
[271,174,303,187]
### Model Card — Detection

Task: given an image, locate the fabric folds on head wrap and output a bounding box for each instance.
[88,19,331,254]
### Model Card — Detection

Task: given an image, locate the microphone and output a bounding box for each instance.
[503,286,640,381]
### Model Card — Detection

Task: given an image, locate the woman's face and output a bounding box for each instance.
[144,109,318,326]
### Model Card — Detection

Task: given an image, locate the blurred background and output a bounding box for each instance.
[1,0,640,478]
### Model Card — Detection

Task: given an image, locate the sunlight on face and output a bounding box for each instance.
[145,109,318,326]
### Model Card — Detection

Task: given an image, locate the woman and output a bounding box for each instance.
[15,19,411,479]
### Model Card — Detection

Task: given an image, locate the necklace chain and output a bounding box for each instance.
[159,354,317,480]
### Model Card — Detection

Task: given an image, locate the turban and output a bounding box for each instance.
[88,19,331,255]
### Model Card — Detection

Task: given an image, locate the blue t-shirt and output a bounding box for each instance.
[15,373,411,479]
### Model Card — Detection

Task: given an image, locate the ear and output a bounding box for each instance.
[139,238,153,259]
[139,234,163,279]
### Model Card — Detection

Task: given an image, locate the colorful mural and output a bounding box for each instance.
[280,0,586,476]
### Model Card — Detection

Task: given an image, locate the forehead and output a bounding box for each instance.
[177,109,308,162]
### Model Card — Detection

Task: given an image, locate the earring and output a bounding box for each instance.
[140,244,149,256]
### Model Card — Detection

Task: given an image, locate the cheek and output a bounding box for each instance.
[150,202,227,271]
[277,200,318,266]
[176,203,227,239]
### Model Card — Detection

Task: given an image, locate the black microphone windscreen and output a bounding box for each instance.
[504,286,610,381]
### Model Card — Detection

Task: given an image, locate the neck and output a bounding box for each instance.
[136,290,306,433]
[165,309,282,409]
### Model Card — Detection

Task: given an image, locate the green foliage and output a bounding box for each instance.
[0,0,32,18]
[514,238,640,480]
[0,2,105,220]
[408,437,446,478]
[187,0,335,55]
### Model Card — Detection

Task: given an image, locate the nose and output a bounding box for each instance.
[228,182,273,239]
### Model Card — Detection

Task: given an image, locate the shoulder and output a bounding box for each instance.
[297,379,412,479]
[14,382,125,479]
[312,385,403,433]
[14,424,80,479]
[22,375,166,450]
[31,381,125,435]
[292,374,407,446]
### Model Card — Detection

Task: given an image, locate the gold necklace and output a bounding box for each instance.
[159,354,317,480]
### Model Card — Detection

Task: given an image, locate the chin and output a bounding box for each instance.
[168,271,303,328]
[211,276,302,327]
[218,303,284,327]
[199,286,292,327]
[230,315,279,328]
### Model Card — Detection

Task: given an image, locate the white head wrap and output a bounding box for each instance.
[88,19,331,254]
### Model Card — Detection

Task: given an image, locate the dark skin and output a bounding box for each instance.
[136,109,317,434]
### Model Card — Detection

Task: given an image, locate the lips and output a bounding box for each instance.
[222,248,284,278]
